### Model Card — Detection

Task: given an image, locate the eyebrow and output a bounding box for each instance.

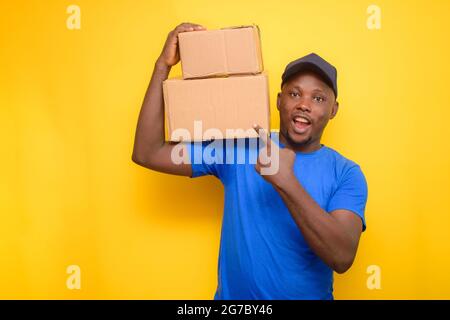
[312,88,326,94]
[290,85,326,94]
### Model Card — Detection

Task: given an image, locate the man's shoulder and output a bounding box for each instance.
[324,146,358,165]
[322,146,365,178]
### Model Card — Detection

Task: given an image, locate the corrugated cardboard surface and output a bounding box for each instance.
[163,73,270,142]
[178,25,263,79]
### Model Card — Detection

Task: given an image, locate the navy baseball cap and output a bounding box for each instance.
[281,53,338,98]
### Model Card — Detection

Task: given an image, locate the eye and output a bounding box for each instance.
[289,92,300,98]
[313,96,325,103]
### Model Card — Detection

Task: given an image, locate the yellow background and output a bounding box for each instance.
[1,0,449,299]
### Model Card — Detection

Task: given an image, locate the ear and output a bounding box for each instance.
[277,92,281,111]
[330,101,339,119]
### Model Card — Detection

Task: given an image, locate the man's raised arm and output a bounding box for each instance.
[131,23,205,176]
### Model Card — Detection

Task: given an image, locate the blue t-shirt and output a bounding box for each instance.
[187,132,368,300]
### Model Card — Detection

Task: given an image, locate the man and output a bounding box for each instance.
[132,22,368,300]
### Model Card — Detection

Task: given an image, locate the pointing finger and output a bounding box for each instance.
[253,123,269,147]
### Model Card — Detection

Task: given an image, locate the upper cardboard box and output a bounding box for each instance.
[178,25,263,79]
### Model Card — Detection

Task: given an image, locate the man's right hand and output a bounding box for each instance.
[157,22,206,68]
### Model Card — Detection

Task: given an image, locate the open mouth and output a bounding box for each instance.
[292,116,311,134]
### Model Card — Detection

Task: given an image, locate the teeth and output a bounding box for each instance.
[294,117,310,124]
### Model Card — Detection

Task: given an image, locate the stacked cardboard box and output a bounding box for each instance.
[163,25,270,142]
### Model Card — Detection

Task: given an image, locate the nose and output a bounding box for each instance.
[295,99,311,112]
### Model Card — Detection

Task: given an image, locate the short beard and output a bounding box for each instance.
[282,127,313,149]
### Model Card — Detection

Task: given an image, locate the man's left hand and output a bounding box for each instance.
[253,124,296,189]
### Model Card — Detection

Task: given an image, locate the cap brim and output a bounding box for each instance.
[281,62,336,96]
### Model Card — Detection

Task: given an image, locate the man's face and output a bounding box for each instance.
[277,71,339,149]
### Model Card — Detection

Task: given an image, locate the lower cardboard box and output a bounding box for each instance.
[163,73,270,142]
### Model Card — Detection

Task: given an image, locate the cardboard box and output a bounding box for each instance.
[178,25,263,79]
[163,73,270,142]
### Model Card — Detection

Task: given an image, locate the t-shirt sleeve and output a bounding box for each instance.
[327,164,368,231]
[185,140,227,179]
